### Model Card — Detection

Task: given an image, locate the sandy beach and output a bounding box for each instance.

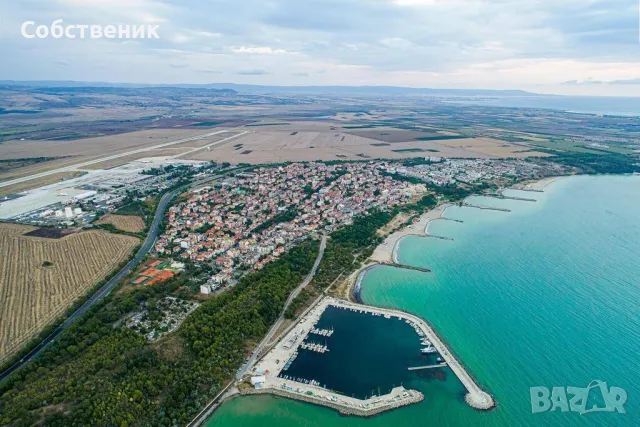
[513,175,566,191]
[369,203,452,264]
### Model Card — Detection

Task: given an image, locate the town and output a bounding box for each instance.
[155,157,561,294]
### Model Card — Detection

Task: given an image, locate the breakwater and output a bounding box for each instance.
[242,385,424,417]
[462,203,511,212]
[485,194,537,202]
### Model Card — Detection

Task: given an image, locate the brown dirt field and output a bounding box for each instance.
[433,137,551,157]
[343,128,447,142]
[95,214,145,233]
[0,223,139,364]
[0,171,87,197]
[184,131,497,163]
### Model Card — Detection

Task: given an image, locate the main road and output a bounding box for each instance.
[0,168,243,382]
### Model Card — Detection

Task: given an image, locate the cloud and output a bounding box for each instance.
[562,79,603,85]
[231,46,295,55]
[1,0,639,94]
[236,68,269,75]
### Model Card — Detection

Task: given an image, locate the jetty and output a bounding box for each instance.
[425,234,454,241]
[485,194,537,202]
[462,203,511,212]
[439,217,464,223]
[514,187,544,193]
[379,261,431,273]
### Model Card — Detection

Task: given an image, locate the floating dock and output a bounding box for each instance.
[310,327,334,337]
[300,342,330,353]
[408,363,448,371]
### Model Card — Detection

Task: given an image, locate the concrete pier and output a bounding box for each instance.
[242,385,424,417]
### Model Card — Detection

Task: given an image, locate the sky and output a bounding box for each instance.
[1,0,640,95]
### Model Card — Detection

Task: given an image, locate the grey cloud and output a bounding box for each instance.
[236,69,269,75]
[562,79,603,85]
[1,0,639,89]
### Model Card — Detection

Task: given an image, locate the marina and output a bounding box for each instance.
[250,296,494,415]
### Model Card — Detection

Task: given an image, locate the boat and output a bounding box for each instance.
[421,346,437,354]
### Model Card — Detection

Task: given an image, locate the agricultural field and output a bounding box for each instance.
[95,214,146,233]
[0,223,139,365]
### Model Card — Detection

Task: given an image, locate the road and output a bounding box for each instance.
[0,168,243,382]
[236,234,327,381]
[0,130,235,189]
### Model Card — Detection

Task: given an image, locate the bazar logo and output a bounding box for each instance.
[531,380,627,414]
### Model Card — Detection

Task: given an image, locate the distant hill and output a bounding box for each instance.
[0,80,537,97]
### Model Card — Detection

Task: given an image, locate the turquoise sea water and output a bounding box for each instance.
[206,175,640,426]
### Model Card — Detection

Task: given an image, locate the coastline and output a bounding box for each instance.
[369,203,452,265]
[512,175,565,192]
[344,175,566,412]
[204,175,568,423]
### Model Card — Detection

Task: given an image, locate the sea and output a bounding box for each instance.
[443,96,640,117]
[206,175,640,426]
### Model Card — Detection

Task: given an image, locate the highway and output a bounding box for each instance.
[0,130,234,189]
[236,234,327,381]
[0,169,241,382]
